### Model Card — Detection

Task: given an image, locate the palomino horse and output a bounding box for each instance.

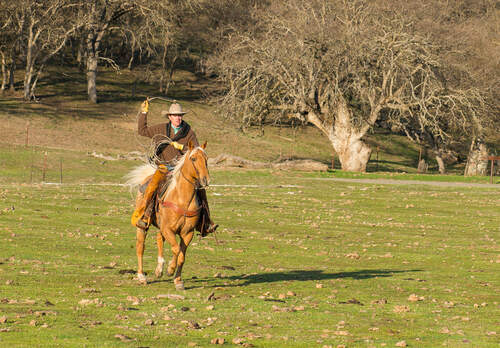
[127,141,209,290]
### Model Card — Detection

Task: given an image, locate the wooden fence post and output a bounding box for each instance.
[42,151,47,182]
[60,158,63,184]
[486,156,500,184]
[25,121,30,146]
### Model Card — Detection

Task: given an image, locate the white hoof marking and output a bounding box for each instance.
[155,258,165,278]
[175,281,185,291]
[137,273,147,284]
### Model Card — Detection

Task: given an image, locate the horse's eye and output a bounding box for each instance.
[190,157,196,162]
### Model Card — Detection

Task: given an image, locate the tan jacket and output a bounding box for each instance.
[138,111,199,165]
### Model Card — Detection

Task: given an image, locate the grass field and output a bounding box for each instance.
[1,66,499,347]
[1,151,499,347]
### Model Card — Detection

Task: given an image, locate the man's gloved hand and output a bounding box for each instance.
[171,141,184,150]
[140,99,149,113]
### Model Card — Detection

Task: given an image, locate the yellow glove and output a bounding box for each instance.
[140,99,149,113]
[171,141,184,150]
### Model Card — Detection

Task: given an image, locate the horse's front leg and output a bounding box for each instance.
[173,231,194,291]
[155,232,166,278]
[162,229,179,277]
[136,228,148,284]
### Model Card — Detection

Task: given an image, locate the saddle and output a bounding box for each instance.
[138,175,213,236]
[138,176,170,229]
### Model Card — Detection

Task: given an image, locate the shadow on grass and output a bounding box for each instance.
[367,159,417,172]
[186,268,422,289]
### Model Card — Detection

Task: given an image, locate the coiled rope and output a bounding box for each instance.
[133,96,201,167]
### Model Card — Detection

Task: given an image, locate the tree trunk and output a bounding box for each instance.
[159,73,165,94]
[8,62,15,91]
[127,55,134,70]
[29,64,45,100]
[159,37,169,93]
[464,137,488,176]
[23,63,34,100]
[77,40,86,71]
[332,137,372,172]
[417,159,428,173]
[87,53,98,103]
[435,154,446,174]
[331,101,372,172]
[307,99,372,172]
[85,23,104,104]
[163,62,177,96]
[0,51,6,91]
[23,33,35,101]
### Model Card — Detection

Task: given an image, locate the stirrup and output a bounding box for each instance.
[135,218,150,230]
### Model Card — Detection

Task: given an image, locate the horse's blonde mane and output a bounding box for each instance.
[124,146,206,196]
[164,146,206,197]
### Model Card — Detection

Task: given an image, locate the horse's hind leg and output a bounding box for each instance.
[155,232,166,278]
[173,232,194,291]
[136,228,148,284]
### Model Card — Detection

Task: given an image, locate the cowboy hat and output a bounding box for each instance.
[161,102,187,117]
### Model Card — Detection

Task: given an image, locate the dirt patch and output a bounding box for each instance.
[0,113,144,154]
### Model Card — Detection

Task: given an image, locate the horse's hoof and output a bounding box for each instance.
[155,267,164,278]
[137,273,147,285]
[167,260,176,276]
[175,281,185,291]
[155,259,165,278]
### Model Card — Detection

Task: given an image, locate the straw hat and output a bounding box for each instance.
[161,101,187,117]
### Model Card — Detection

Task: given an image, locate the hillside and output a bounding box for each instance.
[0,66,459,174]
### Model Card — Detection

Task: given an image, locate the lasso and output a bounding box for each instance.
[131,96,202,167]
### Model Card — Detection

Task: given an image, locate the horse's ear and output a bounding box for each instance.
[188,140,194,151]
[201,141,207,150]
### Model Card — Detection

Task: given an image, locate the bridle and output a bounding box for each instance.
[181,149,208,190]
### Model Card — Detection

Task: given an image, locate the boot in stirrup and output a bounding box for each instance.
[132,202,153,229]
[131,165,167,229]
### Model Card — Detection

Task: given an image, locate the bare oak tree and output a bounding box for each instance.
[133,0,208,94]
[0,4,17,92]
[76,0,135,103]
[5,0,83,100]
[209,0,487,172]
[76,0,203,102]
[133,1,183,95]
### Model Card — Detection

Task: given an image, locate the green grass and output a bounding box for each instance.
[0,65,499,347]
[0,143,140,185]
[1,142,498,187]
[1,154,499,347]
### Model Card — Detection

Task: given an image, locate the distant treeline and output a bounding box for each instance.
[0,1,498,173]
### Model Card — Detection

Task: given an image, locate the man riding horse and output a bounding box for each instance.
[131,99,218,236]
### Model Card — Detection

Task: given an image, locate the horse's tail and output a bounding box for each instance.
[124,163,156,192]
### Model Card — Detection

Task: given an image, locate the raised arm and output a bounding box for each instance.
[137,100,166,138]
